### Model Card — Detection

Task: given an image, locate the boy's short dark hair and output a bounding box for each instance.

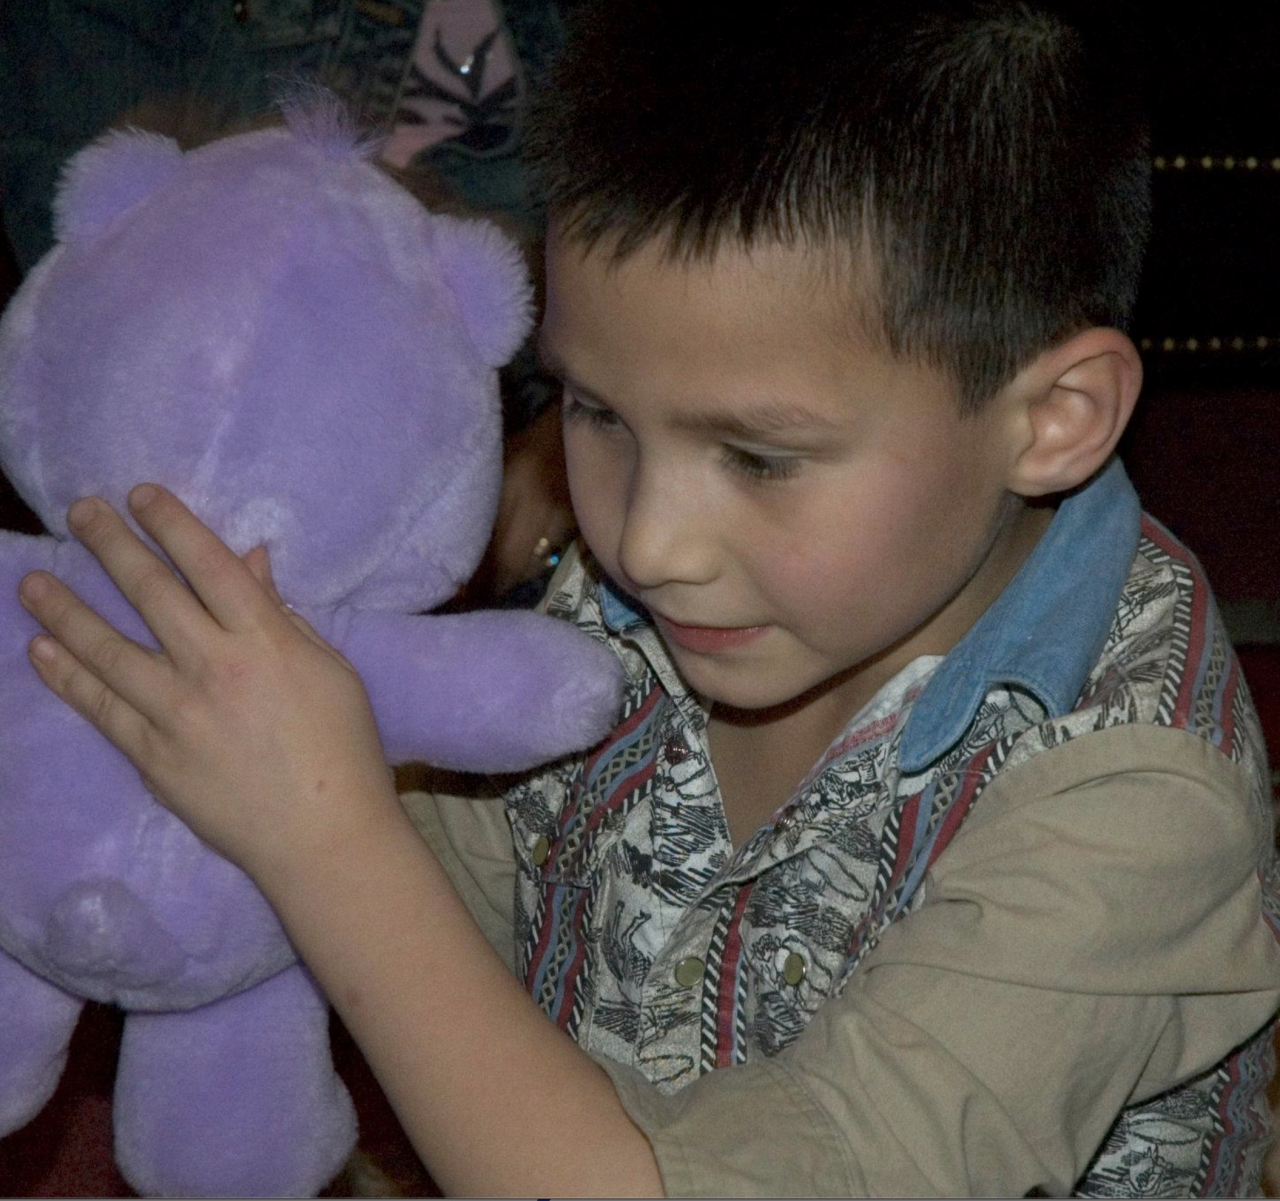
[527,1,1150,412]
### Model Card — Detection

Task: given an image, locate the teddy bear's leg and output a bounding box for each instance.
[0,949,84,1134]
[113,964,357,1199]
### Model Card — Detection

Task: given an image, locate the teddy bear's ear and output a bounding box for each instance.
[52,128,183,243]
[431,215,534,367]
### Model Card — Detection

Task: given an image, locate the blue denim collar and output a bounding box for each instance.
[599,576,649,633]
[898,457,1141,772]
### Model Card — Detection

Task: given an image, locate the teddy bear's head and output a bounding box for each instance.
[0,101,532,611]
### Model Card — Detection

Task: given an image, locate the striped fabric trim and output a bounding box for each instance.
[1139,518,1239,754]
[1193,1026,1275,1197]
[522,680,666,1028]
[707,886,754,1070]
[862,741,1000,962]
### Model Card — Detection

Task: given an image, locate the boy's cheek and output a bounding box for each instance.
[757,525,933,640]
[563,453,615,535]
[564,485,623,580]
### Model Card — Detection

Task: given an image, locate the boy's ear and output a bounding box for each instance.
[1004,328,1142,498]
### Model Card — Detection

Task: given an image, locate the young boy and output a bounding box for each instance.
[17,1,1280,1195]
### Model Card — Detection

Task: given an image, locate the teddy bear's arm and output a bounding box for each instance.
[313,608,624,772]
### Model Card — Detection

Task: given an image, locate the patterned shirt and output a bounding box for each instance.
[484,458,1280,1196]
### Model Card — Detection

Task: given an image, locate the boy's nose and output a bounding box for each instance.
[615,461,715,591]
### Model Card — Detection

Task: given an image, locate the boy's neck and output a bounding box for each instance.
[707,499,1054,848]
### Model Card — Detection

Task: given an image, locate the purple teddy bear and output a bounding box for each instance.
[0,105,622,1197]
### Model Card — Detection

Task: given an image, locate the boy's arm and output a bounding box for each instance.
[264,795,666,1198]
[398,781,518,974]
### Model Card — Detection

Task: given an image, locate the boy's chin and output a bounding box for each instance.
[673,644,905,732]
[665,646,835,717]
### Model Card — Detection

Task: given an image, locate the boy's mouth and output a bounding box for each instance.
[653,614,769,654]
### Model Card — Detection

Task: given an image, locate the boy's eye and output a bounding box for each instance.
[561,386,800,482]
[561,389,619,429]
[720,444,802,482]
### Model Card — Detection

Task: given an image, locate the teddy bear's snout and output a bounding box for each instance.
[45,879,187,990]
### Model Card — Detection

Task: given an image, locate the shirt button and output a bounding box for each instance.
[673,956,705,987]
[531,835,551,867]
[663,736,689,763]
[782,952,806,986]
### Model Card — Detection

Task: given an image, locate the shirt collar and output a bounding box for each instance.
[595,571,712,729]
[897,457,1141,773]
[599,576,648,633]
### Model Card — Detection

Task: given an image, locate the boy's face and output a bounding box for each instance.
[540,229,1038,719]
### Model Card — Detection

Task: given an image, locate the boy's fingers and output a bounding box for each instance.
[30,636,174,813]
[123,485,279,634]
[241,545,283,604]
[244,542,275,588]
[238,545,336,656]
[27,636,140,752]
[61,495,211,656]
[19,570,173,720]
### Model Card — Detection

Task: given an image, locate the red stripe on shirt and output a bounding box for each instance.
[926,744,997,870]
[1141,517,1211,730]
[555,888,594,1031]
[716,884,756,1068]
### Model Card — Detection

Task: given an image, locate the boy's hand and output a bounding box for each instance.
[17,484,399,887]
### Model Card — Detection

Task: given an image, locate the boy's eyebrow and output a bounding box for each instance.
[671,401,842,439]
[535,335,615,410]
[537,332,840,438]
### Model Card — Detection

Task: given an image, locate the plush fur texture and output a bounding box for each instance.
[0,108,623,1197]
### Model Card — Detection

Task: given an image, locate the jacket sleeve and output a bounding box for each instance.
[600,725,1280,1197]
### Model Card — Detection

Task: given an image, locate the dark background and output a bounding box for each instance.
[1120,9,1280,621]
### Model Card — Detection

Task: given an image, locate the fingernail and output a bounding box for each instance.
[130,484,159,510]
[66,498,101,531]
[29,635,56,663]
[18,573,50,604]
